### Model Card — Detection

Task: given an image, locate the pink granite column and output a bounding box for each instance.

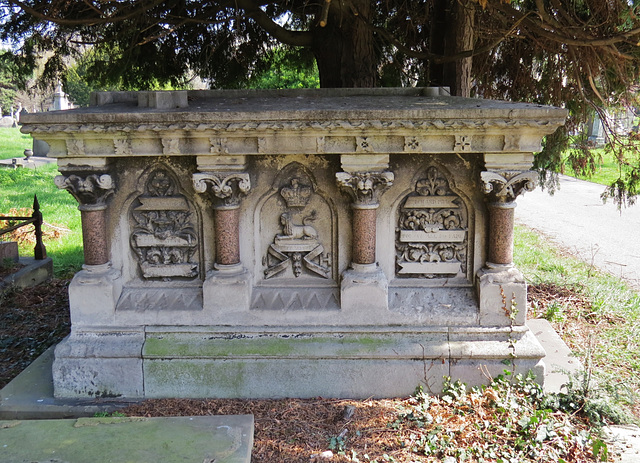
[55,173,115,267]
[80,209,109,265]
[213,207,240,266]
[193,172,250,271]
[336,171,393,268]
[352,207,377,265]
[487,202,516,266]
[481,170,536,267]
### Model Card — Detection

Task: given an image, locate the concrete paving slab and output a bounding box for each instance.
[603,425,640,463]
[517,175,640,290]
[527,318,582,394]
[0,156,56,170]
[0,414,253,463]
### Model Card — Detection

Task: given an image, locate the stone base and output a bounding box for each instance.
[340,264,389,311]
[69,264,122,326]
[203,266,251,311]
[476,266,527,326]
[52,325,546,399]
[52,331,144,398]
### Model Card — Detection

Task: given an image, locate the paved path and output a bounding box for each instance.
[516,175,640,290]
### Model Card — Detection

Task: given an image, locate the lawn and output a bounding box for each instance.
[515,224,640,420]
[0,163,83,277]
[563,146,636,187]
[0,126,33,160]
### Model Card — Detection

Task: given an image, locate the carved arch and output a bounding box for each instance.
[394,162,473,282]
[128,163,201,281]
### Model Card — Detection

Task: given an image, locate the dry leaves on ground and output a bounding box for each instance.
[0,278,70,389]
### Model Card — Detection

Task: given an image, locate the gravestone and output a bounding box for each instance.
[20,88,567,399]
[0,116,16,128]
[51,83,70,111]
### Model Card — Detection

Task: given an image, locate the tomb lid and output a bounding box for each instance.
[20,87,567,125]
[19,88,567,158]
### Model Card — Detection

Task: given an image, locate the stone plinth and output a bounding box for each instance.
[20,88,566,399]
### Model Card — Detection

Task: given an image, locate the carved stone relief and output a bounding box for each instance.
[54,173,114,209]
[130,168,199,280]
[396,166,468,279]
[113,138,132,156]
[480,170,537,204]
[404,136,421,152]
[65,139,85,156]
[162,138,180,155]
[261,164,333,281]
[454,135,472,152]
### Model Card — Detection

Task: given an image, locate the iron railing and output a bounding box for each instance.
[0,195,47,260]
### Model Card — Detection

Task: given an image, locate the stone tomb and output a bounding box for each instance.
[20,88,566,399]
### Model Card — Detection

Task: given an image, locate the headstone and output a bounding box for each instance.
[0,241,19,264]
[20,88,567,399]
[32,138,50,157]
[0,116,15,128]
[51,82,70,111]
[587,113,606,146]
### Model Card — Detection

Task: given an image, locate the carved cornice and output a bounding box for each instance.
[54,173,115,210]
[21,118,567,135]
[480,170,537,203]
[336,171,394,207]
[193,172,251,208]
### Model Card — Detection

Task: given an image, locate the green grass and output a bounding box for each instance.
[564,147,634,186]
[0,127,33,160]
[514,224,640,419]
[0,163,83,277]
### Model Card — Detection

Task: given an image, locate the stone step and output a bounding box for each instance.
[0,415,253,463]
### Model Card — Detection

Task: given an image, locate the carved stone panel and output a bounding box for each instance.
[396,166,468,279]
[259,163,334,281]
[130,167,199,280]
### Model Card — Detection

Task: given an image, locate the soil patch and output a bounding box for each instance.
[0,278,70,389]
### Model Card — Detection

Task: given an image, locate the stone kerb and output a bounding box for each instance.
[19,88,566,399]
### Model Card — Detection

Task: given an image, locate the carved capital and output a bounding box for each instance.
[54,173,115,210]
[336,171,394,207]
[480,170,537,203]
[193,172,251,208]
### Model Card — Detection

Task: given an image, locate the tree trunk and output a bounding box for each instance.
[311,0,377,88]
[430,0,475,97]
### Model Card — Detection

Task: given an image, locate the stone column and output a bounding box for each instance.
[337,155,394,311]
[55,160,121,324]
[477,165,537,326]
[193,156,252,310]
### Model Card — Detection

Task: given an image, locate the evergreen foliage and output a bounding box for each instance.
[3,0,640,202]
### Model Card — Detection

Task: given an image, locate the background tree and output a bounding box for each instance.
[2,0,640,203]
[0,53,17,115]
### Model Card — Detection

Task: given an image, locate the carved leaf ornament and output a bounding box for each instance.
[130,168,198,279]
[480,171,537,203]
[192,172,251,208]
[54,173,114,209]
[396,166,468,278]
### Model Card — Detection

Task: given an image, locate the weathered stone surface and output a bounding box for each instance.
[20,88,566,398]
[0,241,19,263]
[0,415,253,463]
[53,331,144,398]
